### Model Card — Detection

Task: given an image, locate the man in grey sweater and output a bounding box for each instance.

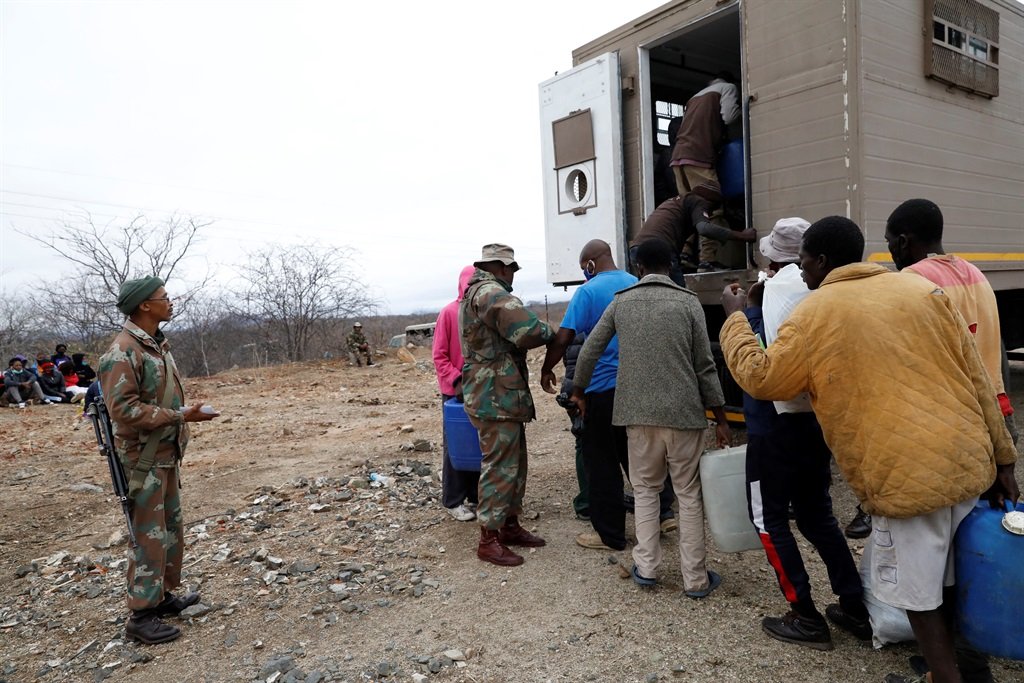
[572,239,731,598]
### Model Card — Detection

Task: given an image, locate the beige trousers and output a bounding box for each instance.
[627,424,708,592]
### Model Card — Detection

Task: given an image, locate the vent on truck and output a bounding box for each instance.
[926,0,999,98]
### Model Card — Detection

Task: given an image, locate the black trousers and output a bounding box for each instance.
[582,389,673,550]
[745,412,862,608]
[441,395,479,509]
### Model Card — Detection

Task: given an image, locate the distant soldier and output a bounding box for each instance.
[98,277,218,644]
[460,244,554,566]
[346,322,374,366]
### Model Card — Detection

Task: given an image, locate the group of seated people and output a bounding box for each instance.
[3,344,96,406]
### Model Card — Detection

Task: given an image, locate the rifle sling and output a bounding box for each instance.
[126,351,178,499]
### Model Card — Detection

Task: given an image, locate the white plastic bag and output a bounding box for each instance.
[860,539,916,648]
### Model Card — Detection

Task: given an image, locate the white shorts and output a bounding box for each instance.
[869,498,977,612]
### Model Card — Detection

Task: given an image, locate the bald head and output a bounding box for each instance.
[578,239,617,277]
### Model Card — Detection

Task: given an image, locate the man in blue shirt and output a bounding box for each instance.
[542,240,673,550]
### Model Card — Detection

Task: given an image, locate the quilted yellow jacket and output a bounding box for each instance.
[720,263,1016,518]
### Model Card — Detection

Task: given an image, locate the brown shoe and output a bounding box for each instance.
[575,532,614,550]
[498,516,546,547]
[477,527,523,566]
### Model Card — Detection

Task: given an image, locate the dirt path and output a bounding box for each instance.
[1,353,1022,683]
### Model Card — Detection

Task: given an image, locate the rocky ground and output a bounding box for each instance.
[1,349,1022,683]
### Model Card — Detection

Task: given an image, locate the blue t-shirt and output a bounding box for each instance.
[560,269,638,394]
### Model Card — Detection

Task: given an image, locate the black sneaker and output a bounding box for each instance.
[155,591,201,617]
[825,603,872,641]
[761,611,834,651]
[845,506,872,539]
[125,610,181,645]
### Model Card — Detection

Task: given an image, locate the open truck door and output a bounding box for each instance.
[539,52,625,287]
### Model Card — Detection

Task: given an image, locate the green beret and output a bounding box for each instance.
[117,276,165,315]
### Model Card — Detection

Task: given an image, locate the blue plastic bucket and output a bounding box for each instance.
[954,500,1024,660]
[443,398,482,472]
[717,139,745,199]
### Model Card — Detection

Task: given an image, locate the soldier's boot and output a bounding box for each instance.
[498,516,546,547]
[155,591,201,618]
[477,527,523,567]
[125,609,182,645]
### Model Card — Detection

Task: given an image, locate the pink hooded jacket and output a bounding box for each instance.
[433,265,476,396]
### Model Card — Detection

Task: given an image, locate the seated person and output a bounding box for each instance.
[51,344,72,368]
[59,360,88,401]
[4,357,54,405]
[72,353,97,386]
[38,362,75,403]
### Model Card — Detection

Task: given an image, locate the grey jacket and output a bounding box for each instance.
[574,274,724,430]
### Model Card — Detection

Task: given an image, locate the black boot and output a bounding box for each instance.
[844,505,872,539]
[155,591,201,617]
[125,609,181,645]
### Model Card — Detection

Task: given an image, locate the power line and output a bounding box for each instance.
[1,162,296,204]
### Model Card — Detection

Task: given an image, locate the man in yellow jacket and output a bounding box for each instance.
[720,216,1017,683]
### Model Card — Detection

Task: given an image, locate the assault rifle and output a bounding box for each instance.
[86,398,137,548]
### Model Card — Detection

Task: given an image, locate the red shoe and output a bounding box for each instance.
[498,517,546,547]
[477,528,523,566]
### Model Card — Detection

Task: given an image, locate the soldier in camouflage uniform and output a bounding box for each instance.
[346,322,374,366]
[460,244,555,566]
[98,277,218,644]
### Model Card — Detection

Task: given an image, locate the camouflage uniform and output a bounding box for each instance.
[459,269,554,529]
[346,329,373,366]
[98,320,189,611]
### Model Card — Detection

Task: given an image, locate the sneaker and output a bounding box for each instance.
[446,504,476,522]
[659,517,678,533]
[845,506,872,539]
[761,611,834,650]
[630,564,656,587]
[825,603,872,641]
[575,532,614,551]
[70,392,85,404]
[684,570,722,599]
[575,511,590,522]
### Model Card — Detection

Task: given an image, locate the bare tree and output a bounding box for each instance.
[234,244,376,362]
[19,212,212,338]
[0,292,42,361]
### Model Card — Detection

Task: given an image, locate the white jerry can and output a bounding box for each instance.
[538,52,626,287]
[699,445,763,553]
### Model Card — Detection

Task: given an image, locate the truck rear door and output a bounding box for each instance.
[539,52,625,286]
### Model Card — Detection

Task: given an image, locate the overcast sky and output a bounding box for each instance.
[1,1,647,314]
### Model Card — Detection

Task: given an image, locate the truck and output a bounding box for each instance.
[539,0,1024,359]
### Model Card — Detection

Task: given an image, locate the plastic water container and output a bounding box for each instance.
[443,398,482,472]
[954,500,1024,660]
[699,445,762,552]
[716,139,745,198]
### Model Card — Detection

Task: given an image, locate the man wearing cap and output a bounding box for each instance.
[723,218,869,651]
[346,322,374,367]
[460,244,555,566]
[98,277,218,644]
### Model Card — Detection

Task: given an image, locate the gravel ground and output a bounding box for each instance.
[1,353,1022,683]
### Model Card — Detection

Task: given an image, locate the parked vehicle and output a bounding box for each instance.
[539,0,1023,349]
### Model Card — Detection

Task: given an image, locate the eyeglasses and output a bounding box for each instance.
[145,296,174,302]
